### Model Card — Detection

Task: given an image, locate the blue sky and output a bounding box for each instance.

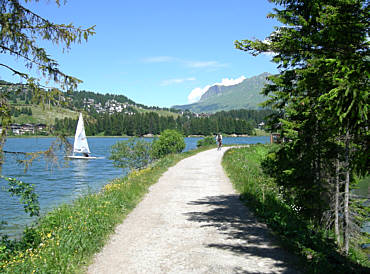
[1,0,279,107]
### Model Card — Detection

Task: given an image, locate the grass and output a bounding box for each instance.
[222,145,369,273]
[0,146,211,273]
[136,107,180,118]
[12,104,79,125]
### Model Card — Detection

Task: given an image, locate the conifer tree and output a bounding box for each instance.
[236,0,369,254]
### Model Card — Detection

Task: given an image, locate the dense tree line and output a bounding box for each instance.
[212,109,274,127]
[54,109,267,136]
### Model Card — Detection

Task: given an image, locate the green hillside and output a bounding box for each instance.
[11,104,79,125]
[10,103,178,126]
[137,108,180,118]
[173,72,270,113]
[1,81,181,126]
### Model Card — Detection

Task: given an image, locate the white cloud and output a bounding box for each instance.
[142,56,176,63]
[188,85,212,103]
[142,56,226,69]
[217,75,246,86]
[185,61,227,68]
[187,75,246,103]
[161,77,196,86]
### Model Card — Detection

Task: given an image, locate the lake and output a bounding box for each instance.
[0,136,269,237]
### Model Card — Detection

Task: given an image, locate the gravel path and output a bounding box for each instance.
[88,148,299,274]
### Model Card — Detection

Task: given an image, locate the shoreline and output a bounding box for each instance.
[7,133,270,138]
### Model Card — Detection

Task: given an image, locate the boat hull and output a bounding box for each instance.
[65,156,103,160]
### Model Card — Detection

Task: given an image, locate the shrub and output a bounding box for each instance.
[151,129,185,159]
[197,136,216,147]
[109,138,152,171]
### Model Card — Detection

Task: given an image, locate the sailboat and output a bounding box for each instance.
[66,113,99,159]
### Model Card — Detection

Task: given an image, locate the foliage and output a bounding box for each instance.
[196,136,215,148]
[151,130,185,159]
[235,0,369,254]
[223,146,370,272]
[109,138,152,172]
[0,145,211,273]
[0,176,39,217]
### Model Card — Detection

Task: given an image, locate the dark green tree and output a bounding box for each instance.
[236,0,369,254]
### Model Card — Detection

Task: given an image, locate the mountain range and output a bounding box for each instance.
[173,72,270,113]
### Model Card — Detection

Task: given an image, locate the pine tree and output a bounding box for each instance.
[236,0,369,254]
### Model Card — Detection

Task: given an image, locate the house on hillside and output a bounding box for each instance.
[8,123,47,135]
[10,124,21,135]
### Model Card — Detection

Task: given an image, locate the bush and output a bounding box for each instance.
[109,138,152,171]
[197,136,216,147]
[151,129,185,159]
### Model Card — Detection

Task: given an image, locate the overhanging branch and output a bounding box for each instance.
[0,63,28,79]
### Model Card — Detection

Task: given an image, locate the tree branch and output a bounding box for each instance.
[0,63,28,79]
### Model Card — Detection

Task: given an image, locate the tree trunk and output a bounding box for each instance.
[335,157,340,246]
[343,131,350,255]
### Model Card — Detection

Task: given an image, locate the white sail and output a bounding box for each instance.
[73,113,90,155]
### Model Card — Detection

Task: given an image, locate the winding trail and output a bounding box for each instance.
[88,148,299,274]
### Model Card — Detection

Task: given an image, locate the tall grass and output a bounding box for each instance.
[222,145,369,273]
[0,148,208,273]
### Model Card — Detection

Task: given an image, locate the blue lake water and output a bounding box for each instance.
[0,136,269,237]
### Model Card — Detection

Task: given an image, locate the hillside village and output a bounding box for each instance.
[82,98,136,115]
[0,81,138,115]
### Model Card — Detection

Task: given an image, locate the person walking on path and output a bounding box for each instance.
[88,147,299,274]
[216,133,222,150]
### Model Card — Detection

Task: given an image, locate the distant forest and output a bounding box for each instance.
[54,109,273,136]
[1,81,273,136]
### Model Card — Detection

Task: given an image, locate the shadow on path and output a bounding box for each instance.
[185,194,299,274]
